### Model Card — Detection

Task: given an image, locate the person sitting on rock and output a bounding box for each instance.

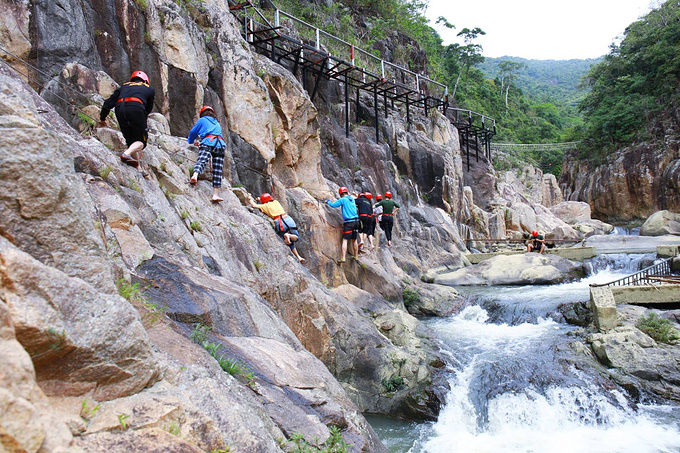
[326,187,360,263]
[355,192,374,252]
[251,193,305,263]
[526,230,545,254]
[188,105,227,203]
[98,70,155,177]
[375,191,400,247]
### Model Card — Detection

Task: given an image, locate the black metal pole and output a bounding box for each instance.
[374,85,379,142]
[344,74,349,138]
[406,97,410,129]
[466,129,470,172]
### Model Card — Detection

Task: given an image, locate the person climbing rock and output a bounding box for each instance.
[99,70,155,177]
[326,187,360,263]
[526,230,545,254]
[355,192,374,252]
[251,193,305,263]
[375,191,400,247]
[364,192,377,249]
[188,105,227,203]
[373,193,383,247]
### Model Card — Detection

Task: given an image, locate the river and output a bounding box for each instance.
[367,253,680,452]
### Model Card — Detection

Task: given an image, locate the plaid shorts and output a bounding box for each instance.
[194,144,225,188]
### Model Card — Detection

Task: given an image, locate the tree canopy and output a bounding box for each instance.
[578,0,680,159]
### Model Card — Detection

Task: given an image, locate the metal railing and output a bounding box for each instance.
[590,257,674,288]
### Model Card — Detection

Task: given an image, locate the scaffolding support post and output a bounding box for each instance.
[374,85,379,142]
[345,73,350,138]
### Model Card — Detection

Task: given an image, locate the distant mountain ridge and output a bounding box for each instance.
[477,56,601,112]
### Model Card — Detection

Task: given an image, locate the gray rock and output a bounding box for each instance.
[0,236,161,401]
[0,64,116,293]
[640,210,680,236]
[434,253,586,286]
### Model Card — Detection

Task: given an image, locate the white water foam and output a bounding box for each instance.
[425,379,680,453]
[423,304,680,453]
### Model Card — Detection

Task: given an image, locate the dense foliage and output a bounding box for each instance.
[578,1,680,159]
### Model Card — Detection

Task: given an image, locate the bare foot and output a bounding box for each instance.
[211,197,223,203]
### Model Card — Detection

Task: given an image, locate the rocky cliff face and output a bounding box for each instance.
[0,0,599,451]
[561,139,680,222]
[0,0,468,450]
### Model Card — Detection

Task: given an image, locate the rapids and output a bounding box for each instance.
[368,253,680,452]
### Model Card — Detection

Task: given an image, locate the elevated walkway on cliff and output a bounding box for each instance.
[227,0,495,160]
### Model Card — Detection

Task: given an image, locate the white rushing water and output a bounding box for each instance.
[369,253,680,453]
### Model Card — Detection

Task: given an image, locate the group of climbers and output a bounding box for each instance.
[98,71,402,266]
[326,188,399,263]
[99,71,226,203]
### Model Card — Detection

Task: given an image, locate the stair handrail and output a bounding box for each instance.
[590,257,674,288]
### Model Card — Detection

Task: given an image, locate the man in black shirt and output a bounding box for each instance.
[99,70,155,175]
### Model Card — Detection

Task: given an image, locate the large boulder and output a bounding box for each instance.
[550,201,592,224]
[434,253,586,286]
[588,306,680,401]
[0,236,161,401]
[640,210,680,236]
[0,299,80,452]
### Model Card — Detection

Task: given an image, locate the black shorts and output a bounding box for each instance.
[115,104,148,148]
[360,216,373,234]
[342,219,360,240]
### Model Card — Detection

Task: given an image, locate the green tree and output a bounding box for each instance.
[578,1,680,157]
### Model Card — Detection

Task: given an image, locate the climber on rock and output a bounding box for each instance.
[373,193,383,246]
[98,70,155,177]
[326,187,360,263]
[251,193,305,263]
[188,105,227,203]
[526,230,546,254]
[355,192,374,251]
[375,191,400,247]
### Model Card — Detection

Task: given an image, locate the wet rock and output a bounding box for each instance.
[434,253,586,286]
[640,210,680,236]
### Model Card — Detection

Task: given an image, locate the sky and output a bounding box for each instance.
[426,0,657,60]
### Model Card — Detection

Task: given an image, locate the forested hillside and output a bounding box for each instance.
[274,0,595,174]
[578,0,680,160]
[478,57,597,128]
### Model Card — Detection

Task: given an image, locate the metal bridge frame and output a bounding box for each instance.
[228,0,496,155]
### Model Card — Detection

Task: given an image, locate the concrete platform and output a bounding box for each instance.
[466,246,596,264]
[611,284,680,305]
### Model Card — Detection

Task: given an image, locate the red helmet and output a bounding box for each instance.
[338,186,349,196]
[130,70,150,84]
[532,230,538,237]
[259,193,273,204]
[365,192,372,200]
[384,191,392,198]
[376,194,383,201]
[200,105,215,115]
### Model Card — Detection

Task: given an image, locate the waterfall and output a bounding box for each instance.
[368,252,680,452]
